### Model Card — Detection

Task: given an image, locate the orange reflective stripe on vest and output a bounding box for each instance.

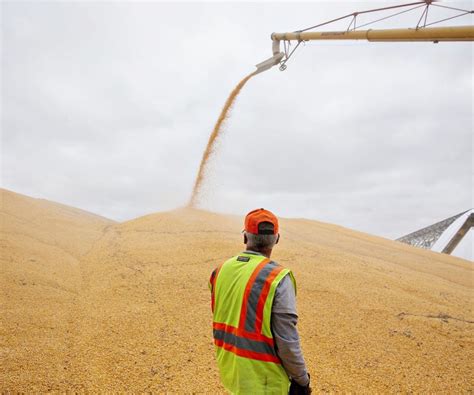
[239,259,284,333]
[213,327,280,363]
[213,322,274,346]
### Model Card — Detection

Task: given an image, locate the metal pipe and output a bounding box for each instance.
[255,25,473,74]
[254,38,284,75]
[271,25,474,42]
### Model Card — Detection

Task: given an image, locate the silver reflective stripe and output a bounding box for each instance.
[244,261,277,332]
[213,329,277,356]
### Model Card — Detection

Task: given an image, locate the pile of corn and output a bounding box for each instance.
[1,188,472,392]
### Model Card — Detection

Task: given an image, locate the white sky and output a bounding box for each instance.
[2,1,472,260]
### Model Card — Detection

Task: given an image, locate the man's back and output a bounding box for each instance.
[211,252,292,394]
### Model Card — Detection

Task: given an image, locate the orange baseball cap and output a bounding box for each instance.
[244,208,279,235]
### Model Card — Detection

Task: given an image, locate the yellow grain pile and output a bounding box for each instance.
[1,188,472,392]
[0,188,114,390]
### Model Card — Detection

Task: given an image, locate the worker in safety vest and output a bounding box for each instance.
[210,208,311,394]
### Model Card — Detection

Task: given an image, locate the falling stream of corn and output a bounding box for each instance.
[189,71,257,207]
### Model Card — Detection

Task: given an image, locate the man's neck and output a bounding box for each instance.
[245,248,272,259]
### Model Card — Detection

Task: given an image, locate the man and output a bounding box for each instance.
[209,208,311,394]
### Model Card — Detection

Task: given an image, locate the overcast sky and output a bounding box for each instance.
[2,1,472,260]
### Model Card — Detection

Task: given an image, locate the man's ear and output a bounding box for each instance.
[275,233,280,244]
[243,232,248,245]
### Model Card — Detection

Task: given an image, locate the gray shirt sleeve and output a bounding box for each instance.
[271,274,310,386]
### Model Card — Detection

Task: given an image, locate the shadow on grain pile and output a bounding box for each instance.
[1,188,472,392]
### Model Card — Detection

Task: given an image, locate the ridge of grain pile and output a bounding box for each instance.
[1,188,472,392]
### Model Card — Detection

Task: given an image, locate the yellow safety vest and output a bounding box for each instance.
[210,252,296,394]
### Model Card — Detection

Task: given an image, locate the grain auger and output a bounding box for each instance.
[255,0,474,75]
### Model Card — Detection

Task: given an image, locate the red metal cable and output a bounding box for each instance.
[298,1,428,32]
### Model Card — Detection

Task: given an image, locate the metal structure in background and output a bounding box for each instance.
[255,0,474,74]
[397,209,473,255]
[254,1,474,258]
